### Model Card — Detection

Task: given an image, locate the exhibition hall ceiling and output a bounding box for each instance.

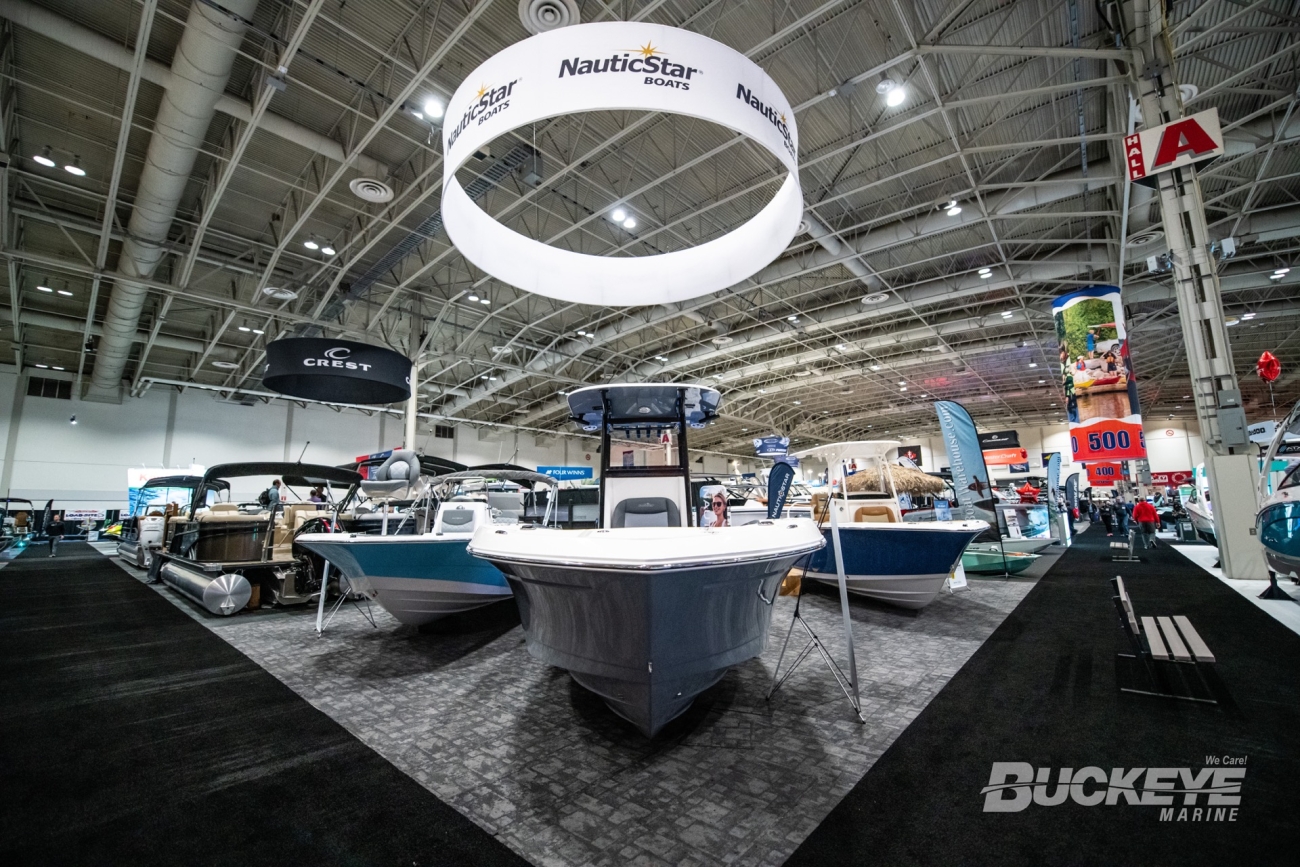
[1,0,1298,450]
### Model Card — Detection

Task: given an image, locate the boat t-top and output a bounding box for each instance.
[296,458,559,626]
[467,384,824,737]
[117,475,226,569]
[792,441,988,609]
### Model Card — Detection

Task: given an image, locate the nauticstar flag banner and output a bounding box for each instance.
[935,401,996,523]
[1053,285,1147,463]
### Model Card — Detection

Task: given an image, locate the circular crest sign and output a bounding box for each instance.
[263,338,412,405]
[442,22,801,306]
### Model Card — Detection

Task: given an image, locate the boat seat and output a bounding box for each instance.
[610,497,681,529]
[196,511,266,523]
[435,501,490,534]
[854,505,896,523]
[209,503,240,513]
[360,449,422,500]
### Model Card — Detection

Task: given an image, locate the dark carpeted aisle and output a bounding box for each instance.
[0,542,528,867]
[787,525,1300,866]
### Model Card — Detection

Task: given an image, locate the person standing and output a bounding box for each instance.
[1133,498,1159,549]
[1086,328,1097,358]
[46,512,65,558]
[267,479,282,514]
[1099,500,1114,536]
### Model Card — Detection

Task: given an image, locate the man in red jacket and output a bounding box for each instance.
[1132,498,1159,549]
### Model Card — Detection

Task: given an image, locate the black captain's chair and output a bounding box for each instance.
[610,497,682,528]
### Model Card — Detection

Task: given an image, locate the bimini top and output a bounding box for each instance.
[428,469,558,488]
[199,462,362,488]
[566,383,721,430]
[138,475,227,492]
[791,441,902,463]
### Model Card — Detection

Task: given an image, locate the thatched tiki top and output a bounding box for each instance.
[844,465,946,497]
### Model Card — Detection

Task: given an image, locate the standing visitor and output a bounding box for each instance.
[1099,500,1114,536]
[1133,498,1159,549]
[46,512,65,558]
[267,479,282,513]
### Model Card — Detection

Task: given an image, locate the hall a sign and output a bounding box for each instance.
[441,22,801,306]
[1125,108,1224,182]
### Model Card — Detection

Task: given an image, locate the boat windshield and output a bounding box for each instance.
[1279,463,1300,491]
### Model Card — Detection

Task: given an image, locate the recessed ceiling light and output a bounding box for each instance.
[423,97,444,119]
[64,156,85,176]
[37,285,53,293]
[33,146,55,167]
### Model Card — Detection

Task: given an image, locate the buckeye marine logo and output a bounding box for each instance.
[558,41,701,91]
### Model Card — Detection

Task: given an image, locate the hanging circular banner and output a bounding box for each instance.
[441,21,801,306]
[263,338,412,405]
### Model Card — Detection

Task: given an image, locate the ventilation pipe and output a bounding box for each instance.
[84,0,259,402]
[0,0,388,179]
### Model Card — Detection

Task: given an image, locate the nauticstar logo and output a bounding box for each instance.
[982,762,1245,822]
[558,42,700,91]
[304,347,372,372]
[447,80,520,149]
[735,83,794,160]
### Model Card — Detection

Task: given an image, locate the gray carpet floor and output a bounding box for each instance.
[95,541,1042,866]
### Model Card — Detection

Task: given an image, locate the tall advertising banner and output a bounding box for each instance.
[1053,285,1147,462]
[1064,472,1079,508]
[935,401,996,523]
[1046,452,1061,496]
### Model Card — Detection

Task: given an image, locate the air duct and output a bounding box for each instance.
[85,0,259,402]
[0,0,388,179]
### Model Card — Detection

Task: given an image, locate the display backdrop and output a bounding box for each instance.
[1053,285,1147,462]
[441,22,801,306]
[935,401,996,522]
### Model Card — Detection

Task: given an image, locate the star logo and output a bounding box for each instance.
[475,83,489,99]
[636,42,660,58]
[779,113,787,125]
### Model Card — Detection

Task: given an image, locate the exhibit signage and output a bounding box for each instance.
[1248,420,1276,444]
[1086,461,1125,487]
[935,400,996,524]
[441,22,802,306]
[263,338,412,405]
[1124,108,1224,181]
[1053,286,1147,463]
[753,435,790,458]
[978,430,1020,448]
[897,444,923,467]
[1150,469,1194,486]
[536,465,594,480]
[982,447,1030,467]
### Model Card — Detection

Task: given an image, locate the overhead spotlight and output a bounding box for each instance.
[33,145,55,167]
[870,364,882,370]
[64,156,86,176]
[57,289,73,297]
[1001,311,1014,318]
[303,237,320,251]
[1242,312,1256,320]
[623,217,637,229]
[52,366,64,371]
[611,207,627,222]
[468,294,480,302]
[321,244,336,256]
[884,81,906,106]
[792,400,802,405]
[35,363,48,368]
[423,97,444,119]
[946,203,962,217]
[1028,362,1038,368]
[480,297,490,305]
[875,76,897,95]
[1274,267,1290,275]
[787,315,799,322]
[37,285,53,293]
[1270,272,1285,281]
[1038,379,1046,384]
[252,328,264,335]
[238,326,251,332]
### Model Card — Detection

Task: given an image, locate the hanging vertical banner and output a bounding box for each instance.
[1046,452,1061,495]
[1053,285,1147,462]
[935,401,997,524]
[1064,472,1079,508]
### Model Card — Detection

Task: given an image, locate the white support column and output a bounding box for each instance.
[1126,0,1267,579]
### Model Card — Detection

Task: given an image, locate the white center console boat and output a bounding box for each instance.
[468,384,823,736]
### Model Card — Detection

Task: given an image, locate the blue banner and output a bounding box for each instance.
[935,400,996,523]
[773,455,800,469]
[1065,472,1079,508]
[536,465,593,480]
[1046,452,1061,495]
[753,435,790,457]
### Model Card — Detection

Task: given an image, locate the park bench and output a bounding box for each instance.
[1110,575,1217,704]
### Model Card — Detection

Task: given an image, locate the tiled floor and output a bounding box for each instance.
[95,542,1034,866]
[1172,541,1300,638]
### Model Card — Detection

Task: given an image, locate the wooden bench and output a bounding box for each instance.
[1110,576,1217,704]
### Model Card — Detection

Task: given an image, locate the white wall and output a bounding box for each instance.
[0,370,752,510]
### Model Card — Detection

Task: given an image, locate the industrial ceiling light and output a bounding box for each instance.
[1274,267,1290,275]
[321,244,336,256]
[787,315,799,322]
[870,364,881,370]
[238,325,251,332]
[303,237,320,251]
[623,217,637,229]
[252,328,264,335]
[861,292,888,304]
[875,75,897,95]
[1242,312,1256,320]
[1028,362,1038,368]
[792,400,802,405]
[37,285,53,293]
[52,366,64,371]
[69,415,76,424]
[64,156,86,176]
[480,297,490,305]
[885,83,906,107]
[212,360,239,369]
[35,363,48,368]
[946,202,961,217]
[423,97,444,119]
[1001,311,1014,318]
[610,207,627,223]
[33,145,55,167]
[262,286,298,300]
[57,289,73,297]
[468,294,480,302]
